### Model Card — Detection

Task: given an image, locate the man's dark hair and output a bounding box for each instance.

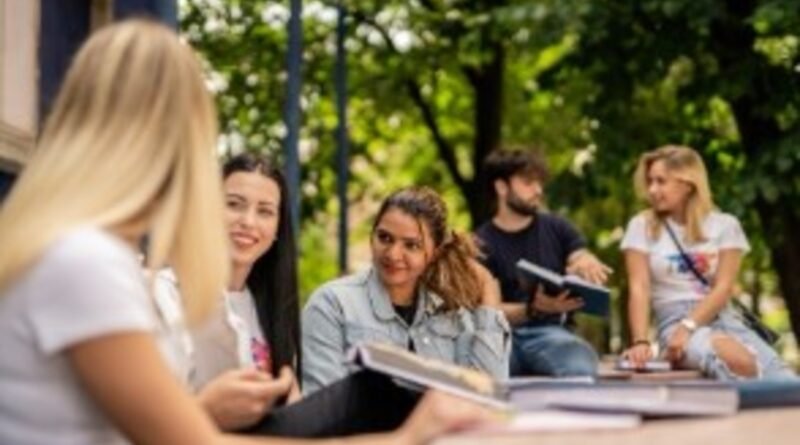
[483,148,550,199]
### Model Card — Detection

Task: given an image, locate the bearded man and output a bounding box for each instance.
[475,149,611,377]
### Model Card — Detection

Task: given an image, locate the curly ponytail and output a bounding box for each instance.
[373,187,485,310]
[422,231,483,310]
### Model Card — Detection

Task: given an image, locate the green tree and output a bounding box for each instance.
[544,0,800,342]
[181,0,800,350]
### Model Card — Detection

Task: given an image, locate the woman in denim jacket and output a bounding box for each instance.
[302,187,511,394]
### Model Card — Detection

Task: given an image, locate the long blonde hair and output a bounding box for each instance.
[633,145,715,244]
[0,19,228,323]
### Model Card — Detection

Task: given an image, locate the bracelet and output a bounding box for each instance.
[631,339,650,347]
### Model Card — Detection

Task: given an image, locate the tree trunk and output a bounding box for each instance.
[756,203,800,341]
[466,42,505,227]
[732,97,800,341]
[715,0,800,341]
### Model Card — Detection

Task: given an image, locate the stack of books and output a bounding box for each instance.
[348,342,748,435]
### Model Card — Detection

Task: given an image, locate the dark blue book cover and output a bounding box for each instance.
[516,259,611,318]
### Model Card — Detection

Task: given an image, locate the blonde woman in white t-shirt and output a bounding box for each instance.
[0,19,494,445]
[620,145,795,380]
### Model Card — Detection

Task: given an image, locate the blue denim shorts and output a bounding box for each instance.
[653,300,796,380]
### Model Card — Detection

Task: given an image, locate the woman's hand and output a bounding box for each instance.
[665,325,691,365]
[396,390,497,445]
[197,366,293,431]
[622,343,653,368]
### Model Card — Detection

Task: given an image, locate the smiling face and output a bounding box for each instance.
[223,171,281,271]
[371,208,436,294]
[645,159,693,215]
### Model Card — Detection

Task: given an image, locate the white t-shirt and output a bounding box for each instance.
[620,211,750,306]
[0,227,157,445]
[150,269,195,385]
[153,271,270,390]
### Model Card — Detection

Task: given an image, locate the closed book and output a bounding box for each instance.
[736,380,800,409]
[509,380,739,417]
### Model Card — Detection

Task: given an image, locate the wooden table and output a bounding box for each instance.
[436,408,800,445]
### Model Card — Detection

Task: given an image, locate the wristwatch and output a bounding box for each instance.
[679,317,698,333]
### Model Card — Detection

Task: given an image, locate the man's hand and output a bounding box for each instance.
[197,366,294,431]
[567,250,613,285]
[530,284,584,315]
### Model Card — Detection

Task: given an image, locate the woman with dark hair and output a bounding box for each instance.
[302,186,511,394]
[222,153,300,380]
[155,153,302,430]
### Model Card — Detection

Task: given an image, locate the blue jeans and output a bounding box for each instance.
[655,300,797,381]
[510,324,599,377]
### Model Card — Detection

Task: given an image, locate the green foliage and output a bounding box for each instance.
[182,0,800,356]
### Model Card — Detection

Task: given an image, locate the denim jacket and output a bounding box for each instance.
[301,268,510,395]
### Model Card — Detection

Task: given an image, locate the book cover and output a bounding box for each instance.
[515,259,611,317]
[509,380,739,417]
[736,380,800,409]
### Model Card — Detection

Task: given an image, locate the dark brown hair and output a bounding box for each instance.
[372,186,482,310]
[484,148,549,193]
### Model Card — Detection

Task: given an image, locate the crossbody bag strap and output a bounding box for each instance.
[663,220,752,314]
[662,220,710,287]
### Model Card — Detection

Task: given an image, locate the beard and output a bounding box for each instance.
[506,190,539,216]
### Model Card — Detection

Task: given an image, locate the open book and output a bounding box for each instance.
[349,342,739,417]
[348,342,510,409]
[516,259,610,317]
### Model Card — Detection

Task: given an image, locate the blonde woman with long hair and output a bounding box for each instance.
[620,145,794,380]
[0,19,492,445]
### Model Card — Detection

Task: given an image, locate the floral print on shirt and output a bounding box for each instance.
[666,251,716,295]
[251,337,272,373]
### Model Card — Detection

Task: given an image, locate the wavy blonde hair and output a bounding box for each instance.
[633,145,715,244]
[0,19,228,324]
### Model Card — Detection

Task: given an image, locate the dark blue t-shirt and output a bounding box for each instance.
[475,213,586,327]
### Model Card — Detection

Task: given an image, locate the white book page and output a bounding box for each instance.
[462,410,640,435]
